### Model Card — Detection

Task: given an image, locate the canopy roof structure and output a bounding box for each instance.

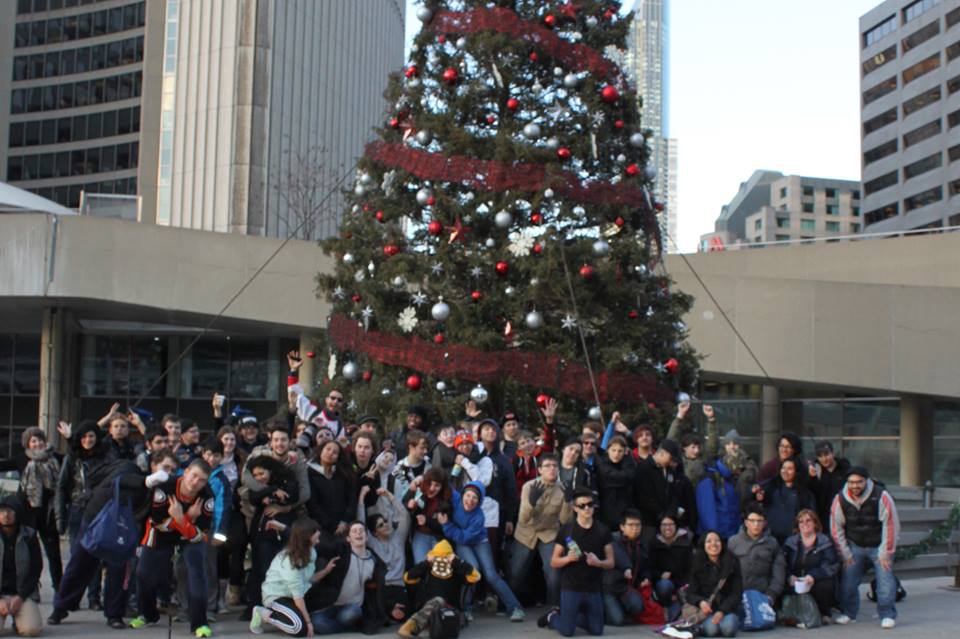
[0,181,76,216]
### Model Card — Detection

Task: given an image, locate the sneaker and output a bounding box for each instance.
[217,598,230,615]
[510,609,525,622]
[250,605,266,635]
[797,623,807,630]
[47,609,68,625]
[822,615,833,626]
[195,625,213,638]
[129,616,154,629]
[662,627,694,639]
[834,614,852,625]
[108,618,126,630]
[537,608,558,628]
[881,618,896,629]
[397,618,420,638]
[464,610,474,622]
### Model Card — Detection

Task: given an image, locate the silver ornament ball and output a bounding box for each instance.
[415,130,434,145]
[456,37,467,49]
[629,132,646,148]
[522,123,542,139]
[381,387,393,397]
[407,78,422,90]
[485,238,496,248]
[645,166,657,180]
[586,16,598,28]
[592,239,611,256]
[553,67,563,77]
[360,173,374,186]
[431,300,451,321]
[617,153,627,163]
[677,392,692,403]
[544,188,555,198]
[525,310,544,329]
[587,406,602,421]
[392,275,406,288]
[354,184,366,196]
[342,361,358,380]
[342,253,355,265]
[436,381,447,392]
[563,73,579,88]
[504,286,515,296]
[546,137,560,151]
[470,385,489,404]
[494,210,513,228]
[416,188,433,206]
[415,6,433,22]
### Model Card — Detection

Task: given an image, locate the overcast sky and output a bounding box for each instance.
[404,1,881,252]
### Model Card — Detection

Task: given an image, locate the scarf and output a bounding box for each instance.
[22,448,59,509]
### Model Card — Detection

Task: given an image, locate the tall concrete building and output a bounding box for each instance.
[625,0,679,250]
[700,170,862,250]
[859,0,960,233]
[1,0,404,240]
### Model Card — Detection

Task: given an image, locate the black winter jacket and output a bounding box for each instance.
[685,549,743,615]
[596,456,636,529]
[305,538,388,634]
[648,530,694,589]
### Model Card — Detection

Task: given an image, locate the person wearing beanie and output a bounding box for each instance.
[0,495,43,637]
[499,411,521,461]
[633,439,681,543]
[285,351,344,450]
[398,540,481,638]
[830,467,900,629]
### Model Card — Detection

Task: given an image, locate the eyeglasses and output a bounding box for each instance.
[574,502,595,510]
[745,518,765,525]
[376,520,390,528]
[797,518,814,525]
[582,441,597,447]
[661,522,676,528]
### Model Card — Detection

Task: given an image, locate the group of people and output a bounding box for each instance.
[0,351,902,638]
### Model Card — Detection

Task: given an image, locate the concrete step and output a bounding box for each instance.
[897,552,959,580]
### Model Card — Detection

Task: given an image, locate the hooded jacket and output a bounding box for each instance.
[696,460,744,539]
[305,538,388,634]
[55,422,111,534]
[595,454,636,529]
[727,526,786,600]
[403,539,480,612]
[829,478,899,562]
[685,549,743,615]
[648,529,694,588]
[603,530,650,596]
[0,496,42,599]
[782,532,839,582]
[442,482,487,546]
[758,476,816,544]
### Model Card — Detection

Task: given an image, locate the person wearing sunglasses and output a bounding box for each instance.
[285,351,345,450]
[539,487,614,636]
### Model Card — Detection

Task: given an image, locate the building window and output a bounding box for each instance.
[826,205,840,215]
[852,190,861,200]
[864,138,898,165]
[775,235,790,242]
[851,223,861,232]
[801,220,816,232]
[862,44,897,76]
[754,219,762,230]
[863,76,898,104]
[864,203,899,225]
[9,71,141,115]
[13,2,146,49]
[903,0,939,24]
[902,19,940,51]
[903,117,942,147]
[948,6,960,28]
[825,188,837,199]
[8,107,140,148]
[802,185,814,197]
[902,85,941,117]
[904,185,943,211]
[903,152,943,180]
[902,53,940,85]
[776,217,790,228]
[949,75,960,95]
[802,202,815,213]
[864,170,898,195]
[779,186,787,198]
[826,221,840,232]
[864,107,898,134]
[949,144,960,162]
[863,15,897,47]
[948,40,960,62]
[951,109,960,128]
[852,207,861,217]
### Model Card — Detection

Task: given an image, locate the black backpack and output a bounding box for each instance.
[428,604,461,639]
[867,576,906,602]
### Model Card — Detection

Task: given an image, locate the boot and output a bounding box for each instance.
[226,584,242,607]
[398,618,420,638]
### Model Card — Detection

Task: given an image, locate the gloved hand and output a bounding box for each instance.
[145,469,169,488]
[527,479,545,507]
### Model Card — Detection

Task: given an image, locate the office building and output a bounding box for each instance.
[859,0,960,232]
[701,170,861,250]
[1,0,405,239]
[625,0,679,250]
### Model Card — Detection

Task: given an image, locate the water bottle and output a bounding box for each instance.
[451,463,462,477]
[414,488,425,509]
[565,536,582,558]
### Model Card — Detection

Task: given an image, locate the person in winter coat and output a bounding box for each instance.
[685,531,743,638]
[649,511,694,620]
[439,482,524,622]
[558,439,593,500]
[696,458,742,540]
[475,419,519,558]
[782,510,839,621]
[54,420,111,611]
[727,504,786,606]
[808,441,850,528]
[402,468,451,564]
[602,509,651,626]
[757,433,806,485]
[666,404,720,489]
[633,440,681,541]
[240,423,310,527]
[398,540,481,638]
[358,485,410,624]
[389,430,432,502]
[751,458,816,544]
[0,496,43,637]
[306,441,356,537]
[595,436,636,529]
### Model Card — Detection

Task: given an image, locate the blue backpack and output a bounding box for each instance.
[80,476,139,566]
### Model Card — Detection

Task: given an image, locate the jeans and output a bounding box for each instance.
[603,589,644,626]
[550,590,604,637]
[177,539,219,613]
[701,612,739,637]
[310,603,363,635]
[458,540,522,613]
[139,542,209,631]
[656,579,681,621]
[839,542,897,620]
[509,539,559,606]
[67,503,102,604]
[411,532,439,565]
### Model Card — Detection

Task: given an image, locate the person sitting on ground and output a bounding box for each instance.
[684,531,743,638]
[782,509,839,626]
[649,511,694,621]
[398,540,481,638]
[602,508,651,627]
[726,504,786,615]
[0,496,43,637]
[358,485,411,624]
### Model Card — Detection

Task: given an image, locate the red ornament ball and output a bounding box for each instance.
[506,97,520,111]
[471,290,482,301]
[406,374,422,391]
[388,117,400,129]
[557,147,571,160]
[625,164,640,177]
[404,65,418,79]
[614,216,625,227]
[427,220,443,236]
[486,114,496,125]
[654,201,665,211]
[628,310,639,319]
[604,8,615,19]
[351,294,362,303]
[544,14,556,27]
[614,119,625,129]
[383,244,400,258]
[664,358,680,375]
[533,243,543,254]
[529,52,539,62]
[433,334,444,345]
[362,204,370,212]
[495,261,509,276]
[361,371,372,382]
[437,34,446,43]
[531,212,543,224]
[442,67,459,84]
[601,85,620,103]
[426,196,436,206]
[375,210,385,223]
[579,264,595,279]
[536,393,551,409]
[305,351,316,359]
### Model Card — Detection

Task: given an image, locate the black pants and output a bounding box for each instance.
[28,505,62,591]
[219,513,248,587]
[53,520,126,620]
[264,597,308,637]
[246,532,284,611]
[809,578,836,616]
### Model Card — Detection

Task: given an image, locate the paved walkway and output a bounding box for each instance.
[36,577,958,638]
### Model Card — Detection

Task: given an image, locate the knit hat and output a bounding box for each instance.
[846,466,870,480]
[454,431,474,448]
[462,483,483,502]
[357,415,379,426]
[722,429,742,445]
[428,539,454,560]
[658,439,681,460]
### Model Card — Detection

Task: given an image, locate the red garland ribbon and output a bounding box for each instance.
[365,141,662,252]
[329,314,671,406]
[429,8,625,87]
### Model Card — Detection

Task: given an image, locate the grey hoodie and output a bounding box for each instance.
[726,526,786,600]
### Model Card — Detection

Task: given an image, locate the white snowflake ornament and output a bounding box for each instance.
[397,307,419,333]
[507,232,535,257]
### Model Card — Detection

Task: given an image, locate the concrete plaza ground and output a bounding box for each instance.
[34,576,959,638]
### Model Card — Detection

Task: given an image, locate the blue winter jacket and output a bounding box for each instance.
[207,465,232,538]
[442,481,487,546]
[696,460,740,539]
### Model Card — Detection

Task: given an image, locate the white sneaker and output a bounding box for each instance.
[249,605,266,634]
[834,614,852,625]
[881,618,896,629]
[662,626,694,639]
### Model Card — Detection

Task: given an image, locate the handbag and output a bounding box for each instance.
[79,476,139,566]
[673,577,727,630]
[741,589,777,631]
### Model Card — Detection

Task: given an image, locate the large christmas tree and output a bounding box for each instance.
[315,0,697,431]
